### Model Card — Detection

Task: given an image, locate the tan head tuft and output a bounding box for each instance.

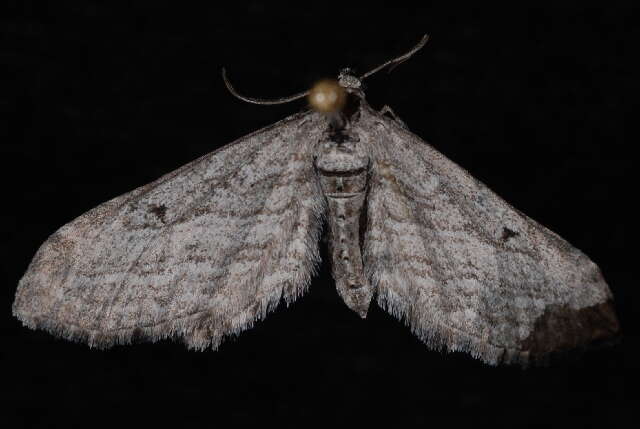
[308,79,347,113]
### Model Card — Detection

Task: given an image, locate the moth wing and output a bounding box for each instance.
[361,105,619,365]
[13,111,326,350]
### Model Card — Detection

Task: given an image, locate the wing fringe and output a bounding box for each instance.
[377,288,620,367]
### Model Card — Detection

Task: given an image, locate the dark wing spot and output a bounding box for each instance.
[519,301,620,362]
[149,204,168,223]
[502,227,519,241]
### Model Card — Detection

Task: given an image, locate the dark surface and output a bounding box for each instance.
[1,2,636,427]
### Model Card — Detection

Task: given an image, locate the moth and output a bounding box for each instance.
[13,35,619,366]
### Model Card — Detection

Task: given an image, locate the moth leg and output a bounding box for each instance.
[379,105,408,129]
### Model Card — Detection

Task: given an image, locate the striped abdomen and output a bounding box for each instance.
[315,139,374,317]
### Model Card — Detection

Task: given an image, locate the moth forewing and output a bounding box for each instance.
[13,111,327,350]
[358,102,619,366]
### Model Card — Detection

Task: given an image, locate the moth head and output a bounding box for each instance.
[307,79,347,113]
[338,68,362,90]
[308,68,365,114]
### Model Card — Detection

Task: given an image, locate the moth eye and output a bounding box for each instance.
[308,79,346,113]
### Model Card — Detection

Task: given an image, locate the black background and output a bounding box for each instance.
[2,2,637,427]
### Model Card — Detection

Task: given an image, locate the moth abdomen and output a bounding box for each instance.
[316,168,368,197]
[314,137,374,318]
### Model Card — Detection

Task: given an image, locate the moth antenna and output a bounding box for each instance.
[359,34,430,81]
[222,68,310,105]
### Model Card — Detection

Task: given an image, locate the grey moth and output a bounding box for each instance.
[13,35,619,366]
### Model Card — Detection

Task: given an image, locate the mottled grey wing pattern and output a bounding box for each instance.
[360,105,618,365]
[13,111,326,350]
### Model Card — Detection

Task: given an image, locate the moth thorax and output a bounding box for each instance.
[308,79,346,113]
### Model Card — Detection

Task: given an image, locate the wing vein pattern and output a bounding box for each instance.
[13,111,327,350]
[361,105,618,365]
